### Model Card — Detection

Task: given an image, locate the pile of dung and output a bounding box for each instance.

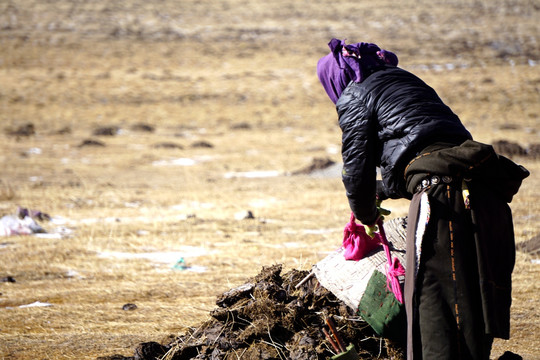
[101,264,405,360]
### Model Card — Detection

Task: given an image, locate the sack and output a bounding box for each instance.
[313,217,407,343]
[358,270,406,343]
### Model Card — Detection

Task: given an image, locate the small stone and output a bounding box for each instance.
[122,303,138,311]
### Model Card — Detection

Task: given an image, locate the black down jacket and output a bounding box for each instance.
[335,65,472,224]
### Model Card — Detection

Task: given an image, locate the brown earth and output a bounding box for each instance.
[1,0,539,359]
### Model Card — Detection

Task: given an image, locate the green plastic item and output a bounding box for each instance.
[357,270,407,344]
[330,343,359,360]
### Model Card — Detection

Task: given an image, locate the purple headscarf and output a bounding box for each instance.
[317,38,399,104]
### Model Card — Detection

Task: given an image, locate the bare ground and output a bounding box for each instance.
[0,0,539,359]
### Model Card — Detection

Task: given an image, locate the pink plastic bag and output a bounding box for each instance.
[342,213,406,303]
[342,213,382,261]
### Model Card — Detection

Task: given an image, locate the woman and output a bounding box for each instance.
[317,38,528,359]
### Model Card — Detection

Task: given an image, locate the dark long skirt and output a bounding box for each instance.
[406,183,493,360]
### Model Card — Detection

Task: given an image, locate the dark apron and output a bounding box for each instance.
[403,140,529,360]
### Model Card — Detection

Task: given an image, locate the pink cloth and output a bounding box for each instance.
[377,218,405,303]
[342,213,406,303]
[342,213,382,261]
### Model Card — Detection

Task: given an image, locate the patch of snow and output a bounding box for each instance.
[153,158,197,166]
[224,170,281,179]
[98,246,215,272]
[19,301,53,308]
[27,147,42,155]
[29,176,43,182]
[171,202,215,211]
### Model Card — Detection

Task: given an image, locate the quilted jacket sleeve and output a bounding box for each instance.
[337,86,379,225]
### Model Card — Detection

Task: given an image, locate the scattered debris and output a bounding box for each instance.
[1,213,46,236]
[18,207,51,222]
[172,258,189,271]
[0,207,52,236]
[0,207,72,238]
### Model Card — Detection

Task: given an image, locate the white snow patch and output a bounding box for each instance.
[19,301,53,308]
[224,170,280,179]
[153,158,197,166]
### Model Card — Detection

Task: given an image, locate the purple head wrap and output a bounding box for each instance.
[317,38,399,104]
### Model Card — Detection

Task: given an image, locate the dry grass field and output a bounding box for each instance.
[0,0,539,359]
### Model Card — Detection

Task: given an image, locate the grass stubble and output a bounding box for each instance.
[0,0,539,359]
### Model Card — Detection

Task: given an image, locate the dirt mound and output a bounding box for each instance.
[100,264,404,360]
[492,140,540,159]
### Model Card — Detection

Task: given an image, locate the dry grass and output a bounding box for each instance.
[0,0,539,359]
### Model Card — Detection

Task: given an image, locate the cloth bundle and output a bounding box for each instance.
[342,213,382,261]
[313,216,407,343]
[343,214,405,303]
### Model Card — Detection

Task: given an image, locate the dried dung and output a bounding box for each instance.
[516,233,540,257]
[493,140,527,158]
[115,264,405,360]
[292,157,337,175]
[5,123,35,137]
